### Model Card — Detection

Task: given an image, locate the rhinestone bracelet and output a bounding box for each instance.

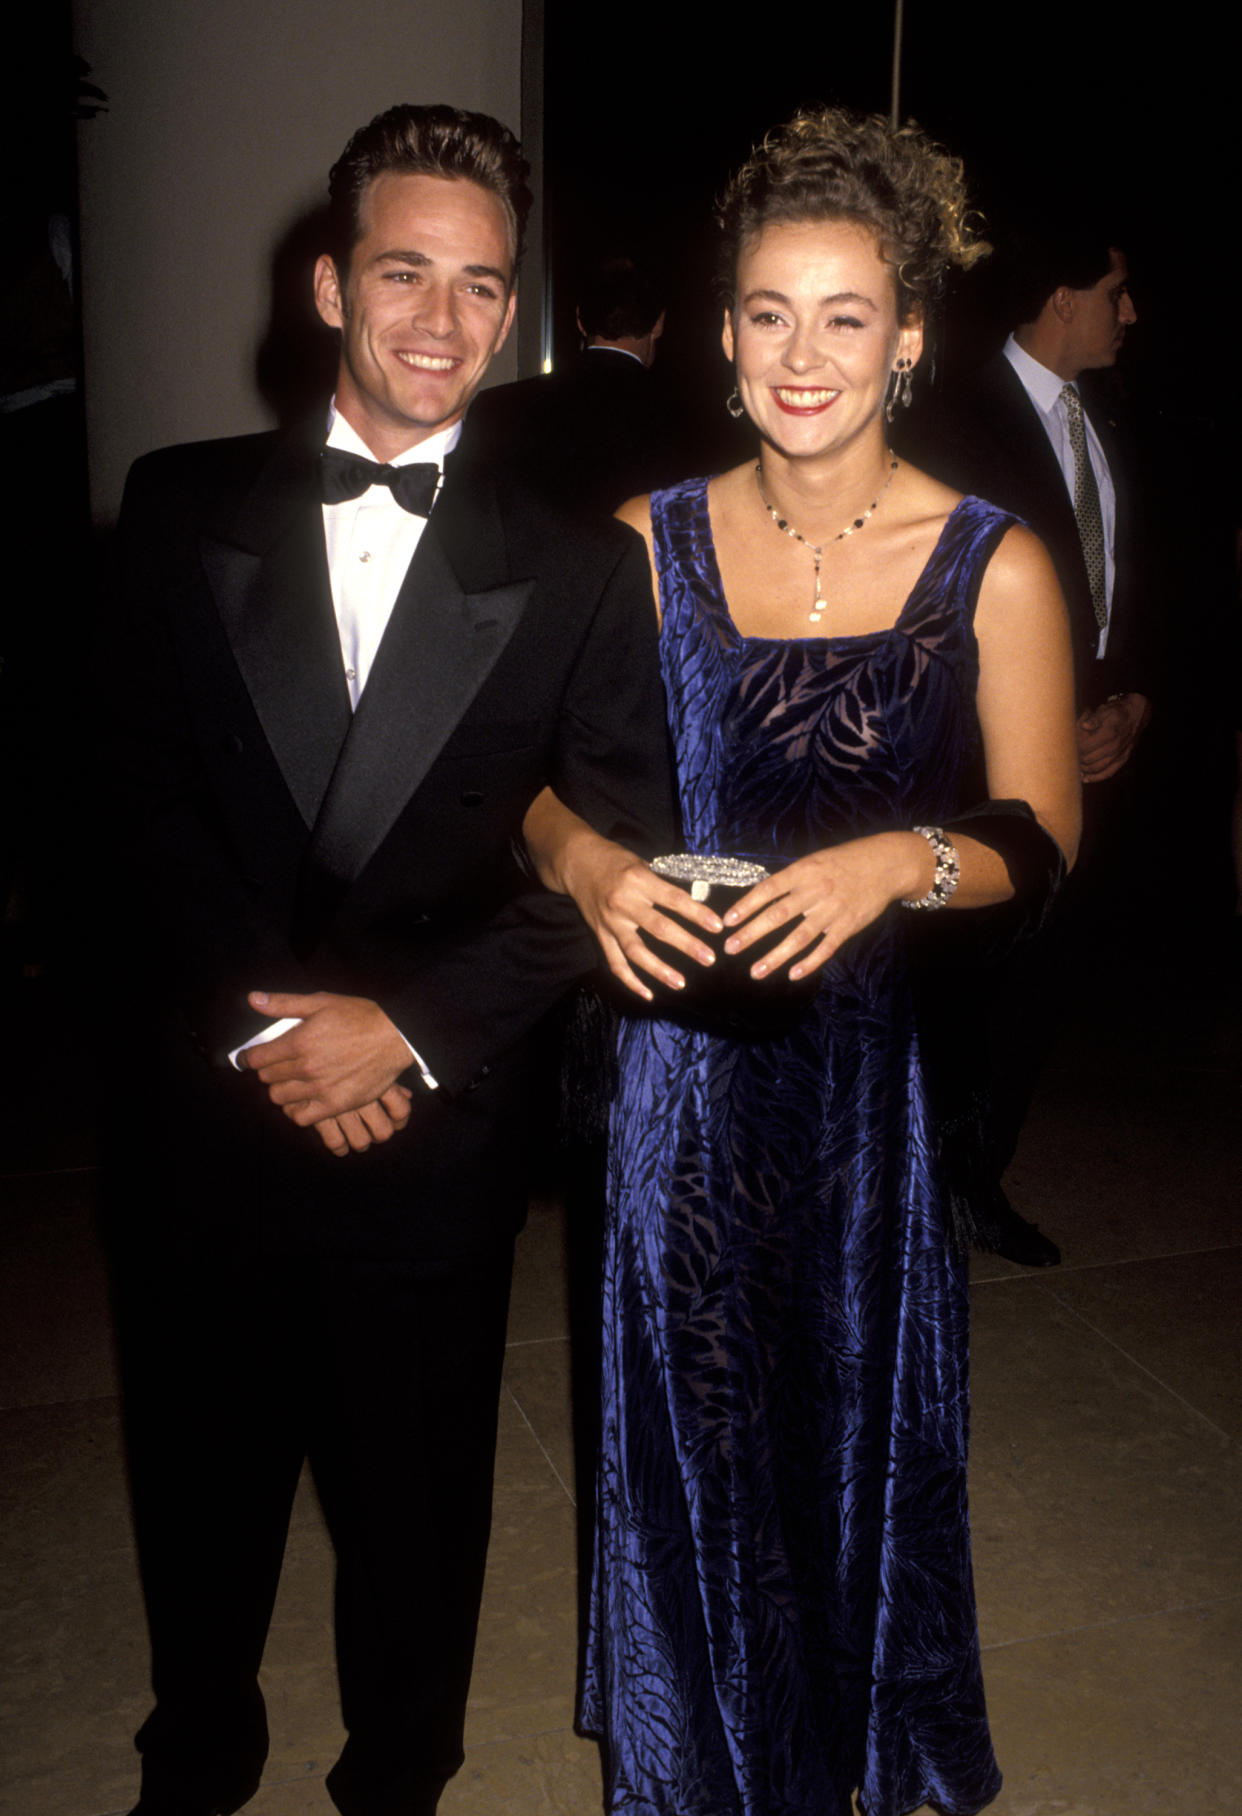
[901,826,960,910]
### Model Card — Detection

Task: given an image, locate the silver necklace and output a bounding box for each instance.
[755,453,899,623]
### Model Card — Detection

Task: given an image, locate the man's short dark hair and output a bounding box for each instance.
[327,103,532,281]
[577,255,665,341]
[1001,207,1121,327]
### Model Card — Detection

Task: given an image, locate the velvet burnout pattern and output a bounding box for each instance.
[581,480,1014,1816]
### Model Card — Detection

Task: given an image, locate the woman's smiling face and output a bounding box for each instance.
[723,217,923,460]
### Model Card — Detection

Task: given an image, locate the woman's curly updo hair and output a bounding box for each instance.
[717,107,988,323]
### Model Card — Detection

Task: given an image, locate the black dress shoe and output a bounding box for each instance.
[979,1190,1061,1268]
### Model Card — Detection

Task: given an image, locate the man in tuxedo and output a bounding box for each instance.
[470,250,686,514]
[105,104,672,1816]
[900,218,1161,1265]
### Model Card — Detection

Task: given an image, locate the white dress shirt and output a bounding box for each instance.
[321,408,460,705]
[1002,335,1117,656]
[230,406,460,1088]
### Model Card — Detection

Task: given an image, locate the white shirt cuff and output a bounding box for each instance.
[400,1034,439,1092]
[229,1016,438,1091]
[229,1017,302,1068]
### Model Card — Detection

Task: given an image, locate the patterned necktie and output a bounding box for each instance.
[319,448,440,516]
[1059,384,1107,630]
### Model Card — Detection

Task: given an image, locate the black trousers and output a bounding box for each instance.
[113,1241,514,1816]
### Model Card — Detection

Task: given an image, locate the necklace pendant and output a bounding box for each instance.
[753,453,900,634]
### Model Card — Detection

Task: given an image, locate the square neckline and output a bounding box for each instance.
[693,476,974,649]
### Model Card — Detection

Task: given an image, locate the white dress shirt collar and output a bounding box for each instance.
[584,344,645,367]
[1002,334,1075,419]
[324,403,462,471]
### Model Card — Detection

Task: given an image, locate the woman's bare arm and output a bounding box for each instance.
[972,523,1081,867]
[521,493,722,1000]
[522,789,720,1000]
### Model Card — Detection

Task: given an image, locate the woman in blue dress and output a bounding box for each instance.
[525,109,1079,1816]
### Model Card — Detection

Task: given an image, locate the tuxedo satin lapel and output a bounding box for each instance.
[309,481,534,885]
[201,434,351,829]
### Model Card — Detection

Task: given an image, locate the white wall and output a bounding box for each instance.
[74,0,524,523]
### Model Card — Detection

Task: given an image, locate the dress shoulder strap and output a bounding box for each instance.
[649,477,732,642]
[900,495,1024,642]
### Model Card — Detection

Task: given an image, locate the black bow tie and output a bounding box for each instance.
[319,448,440,516]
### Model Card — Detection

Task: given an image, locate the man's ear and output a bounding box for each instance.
[1051,286,1076,324]
[314,255,345,330]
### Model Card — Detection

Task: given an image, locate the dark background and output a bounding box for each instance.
[543,0,1234,443]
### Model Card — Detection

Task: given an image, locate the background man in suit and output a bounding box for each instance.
[106,104,673,1816]
[899,216,1162,1266]
[470,250,687,514]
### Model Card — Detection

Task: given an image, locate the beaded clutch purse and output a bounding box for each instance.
[637,853,819,1038]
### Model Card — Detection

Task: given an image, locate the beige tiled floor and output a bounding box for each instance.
[1,964,1239,1816]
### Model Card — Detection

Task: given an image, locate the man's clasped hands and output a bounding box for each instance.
[238,989,415,1156]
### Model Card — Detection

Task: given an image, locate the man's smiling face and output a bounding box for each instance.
[314,171,516,461]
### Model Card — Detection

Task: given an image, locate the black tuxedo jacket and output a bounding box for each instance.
[105,421,675,1267]
[899,354,1162,712]
[469,349,687,517]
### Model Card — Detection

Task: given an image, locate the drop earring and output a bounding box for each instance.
[885,357,914,422]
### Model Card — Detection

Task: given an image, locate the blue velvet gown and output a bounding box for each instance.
[580,480,1013,1816]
